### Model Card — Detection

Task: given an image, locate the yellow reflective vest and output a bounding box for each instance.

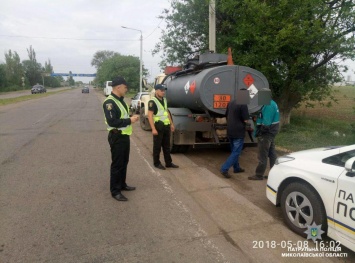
[104,95,132,135]
[152,97,170,125]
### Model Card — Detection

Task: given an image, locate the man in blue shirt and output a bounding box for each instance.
[248,99,280,180]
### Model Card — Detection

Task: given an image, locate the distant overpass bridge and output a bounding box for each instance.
[50,73,96,77]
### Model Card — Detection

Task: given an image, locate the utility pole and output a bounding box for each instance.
[122,26,143,93]
[209,0,216,52]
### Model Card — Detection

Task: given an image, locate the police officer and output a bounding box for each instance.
[103,76,139,201]
[248,99,280,180]
[148,84,179,170]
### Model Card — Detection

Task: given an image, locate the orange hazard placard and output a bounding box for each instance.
[243,74,254,87]
[213,94,231,109]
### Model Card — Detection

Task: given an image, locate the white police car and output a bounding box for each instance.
[266,144,355,252]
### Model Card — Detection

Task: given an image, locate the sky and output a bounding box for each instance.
[0,0,354,85]
[0,0,171,83]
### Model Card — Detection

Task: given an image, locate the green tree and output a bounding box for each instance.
[42,59,59,88]
[67,71,75,86]
[155,0,355,125]
[50,76,64,88]
[44,59,62,87]
[4,49,24,87]
[22,45,42,86]
[95,53,146,92]
[43,59,53,73]
[0,63,7,90]
[152,0,209,67]
[91,50,119,69]
[48,77,61,88]
[56,75,64,83]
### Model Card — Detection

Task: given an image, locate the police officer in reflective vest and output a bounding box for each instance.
[103,76,139,201]
[148,84,179,170]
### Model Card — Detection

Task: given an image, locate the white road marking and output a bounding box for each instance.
[132,139,228,263]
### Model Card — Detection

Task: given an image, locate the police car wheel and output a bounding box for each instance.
[280,182,327,237]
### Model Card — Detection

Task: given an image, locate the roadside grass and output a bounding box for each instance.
[0,89,69,106]
[0,89,30,95]
[276,115,355,152]
[294,86,355,121]
[276,86,355,152]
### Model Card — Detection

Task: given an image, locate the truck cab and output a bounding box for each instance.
[104,81,112,96]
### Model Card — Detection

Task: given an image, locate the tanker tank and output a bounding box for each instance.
[139,52,271,152]
[164,64,269,116]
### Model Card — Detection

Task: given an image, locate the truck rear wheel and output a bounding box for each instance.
[140,108,151,131]
[179,145,189,153]
[170,133,189,153]
[170,132,180,153]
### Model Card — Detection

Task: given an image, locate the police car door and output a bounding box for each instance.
[333,152,355,250]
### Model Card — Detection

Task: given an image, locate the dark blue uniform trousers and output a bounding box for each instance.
[108,132,130,196]
[153,122,172,167]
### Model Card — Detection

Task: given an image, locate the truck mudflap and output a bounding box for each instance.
[169,108,196,151]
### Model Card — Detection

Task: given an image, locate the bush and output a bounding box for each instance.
[351,123,355,134]
[0,85,24,92]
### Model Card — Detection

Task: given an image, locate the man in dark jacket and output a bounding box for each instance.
[220,99,250,178]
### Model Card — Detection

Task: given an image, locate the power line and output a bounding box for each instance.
[144,18,164,40]
[0,35,137,41]
[143,3,174,41]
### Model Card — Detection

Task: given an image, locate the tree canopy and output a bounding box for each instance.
[93,51,149,92]
[4,50,23,87]
[0,46,62,91]
[0,64,7,89]
[152,0,209,67]
[154,0,355,125]
[23,45,43,86]
[67,71,75,86]
[91,50,119,69]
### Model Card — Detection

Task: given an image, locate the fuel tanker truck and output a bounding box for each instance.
[139,51,271,153]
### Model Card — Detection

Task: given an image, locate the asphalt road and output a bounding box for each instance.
[0,88,354,263]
